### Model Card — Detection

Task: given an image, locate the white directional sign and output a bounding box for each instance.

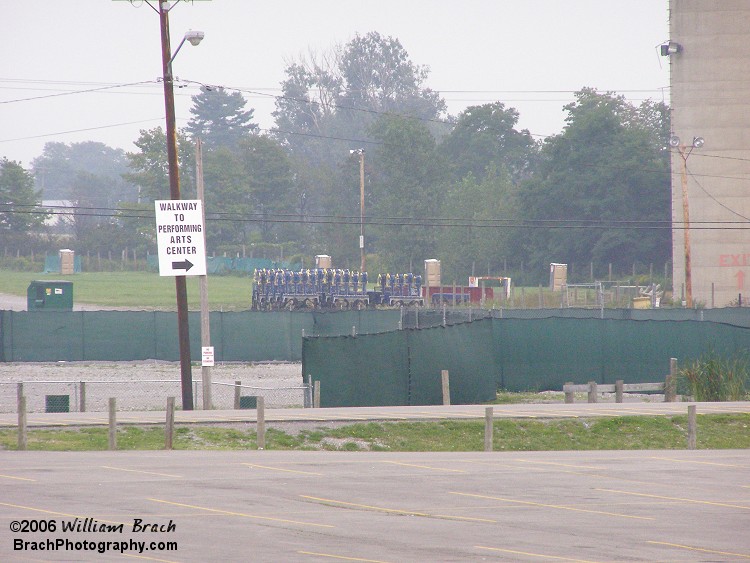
[154,199,207,276]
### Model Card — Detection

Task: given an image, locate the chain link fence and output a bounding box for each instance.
[0,379,311,414]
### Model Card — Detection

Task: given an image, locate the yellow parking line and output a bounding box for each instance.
[476,545,602,562]
[148,498,334,529]
[450,492,653,520]
[0,473,36,482]
[596,488,750,510]
[515,460,605,470]
[122,554,181,563]
[381,461,466,473]
[101,466,182,478]
[647,541,750,559]
[648,456,746,468]
[298,551,391,562]
[300,495,495,522]
[242,463,323,476]
[0,502,128,526]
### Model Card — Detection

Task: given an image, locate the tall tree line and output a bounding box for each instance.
[4,32,670,283]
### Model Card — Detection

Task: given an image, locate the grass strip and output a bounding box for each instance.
[1,414,748,451]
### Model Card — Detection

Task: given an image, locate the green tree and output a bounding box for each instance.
[31,141,137,204]
[123,127,195,254]
[513,88,671,280]
[186,86,258,151]
[436,166,518,281]
[0,158,46,246]
[273,33,447,264]
[238,135,297,243]
[439,102,538,184]
[124,127,195,203]
[368,115,444,269]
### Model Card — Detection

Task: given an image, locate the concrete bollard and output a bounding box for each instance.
[666,358,678,402]
[588,381,598,403]
[313,381,321,409]
[442,370,451,406]
[484,407,493,452]
[165,397,175,450]
[687,405,697,450]
[564,382,574,404]
[305,374,313,408]
[17,396,27,451]
[615,380,624,403]
[257,396,266,450]
[108,398,117,451]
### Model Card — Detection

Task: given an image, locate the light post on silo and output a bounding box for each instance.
[670,134,704,309]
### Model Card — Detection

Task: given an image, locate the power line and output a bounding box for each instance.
[6,203,750,231]
[0,80,158,104]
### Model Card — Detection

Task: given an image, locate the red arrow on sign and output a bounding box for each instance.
[735,270,745,290]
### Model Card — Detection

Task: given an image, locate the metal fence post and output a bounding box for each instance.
[313,380,321,408]
[79,381,86,412]
[234,380,241,410]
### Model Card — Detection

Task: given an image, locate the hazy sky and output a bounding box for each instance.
[1,0,670,167]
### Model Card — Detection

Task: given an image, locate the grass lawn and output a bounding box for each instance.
[2,414,749,451]
[0,270,253,310]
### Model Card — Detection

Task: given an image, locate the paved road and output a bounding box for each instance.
[2,401,749,428]
[1,449,749,562]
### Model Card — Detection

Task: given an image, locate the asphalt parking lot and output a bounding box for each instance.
[2,449,749,562]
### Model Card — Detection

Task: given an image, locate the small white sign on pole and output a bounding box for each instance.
[154,200,207,276]
[201,346,215,367]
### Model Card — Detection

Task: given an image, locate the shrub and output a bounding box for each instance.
[678,350,748,401]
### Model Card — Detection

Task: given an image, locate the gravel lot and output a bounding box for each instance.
[0,292,307,412]
[0,361,304,413]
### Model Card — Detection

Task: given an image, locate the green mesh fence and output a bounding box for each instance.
[0,310,399,362]
[302,316,750,406]
[303,331,408,407]
[310,309,400,336]
[407,319,497,405]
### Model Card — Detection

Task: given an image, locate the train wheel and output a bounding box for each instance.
[286,299,297,311]
[354,300,365,310]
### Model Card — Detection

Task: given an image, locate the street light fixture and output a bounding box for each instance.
[671,135,704,308]
[157,2,204,410]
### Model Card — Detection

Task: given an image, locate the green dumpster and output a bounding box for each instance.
[45,395,70,413]
[239,396,257,409]
[27,280,74,311]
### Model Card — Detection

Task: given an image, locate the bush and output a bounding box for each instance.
[678,351,748,401]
